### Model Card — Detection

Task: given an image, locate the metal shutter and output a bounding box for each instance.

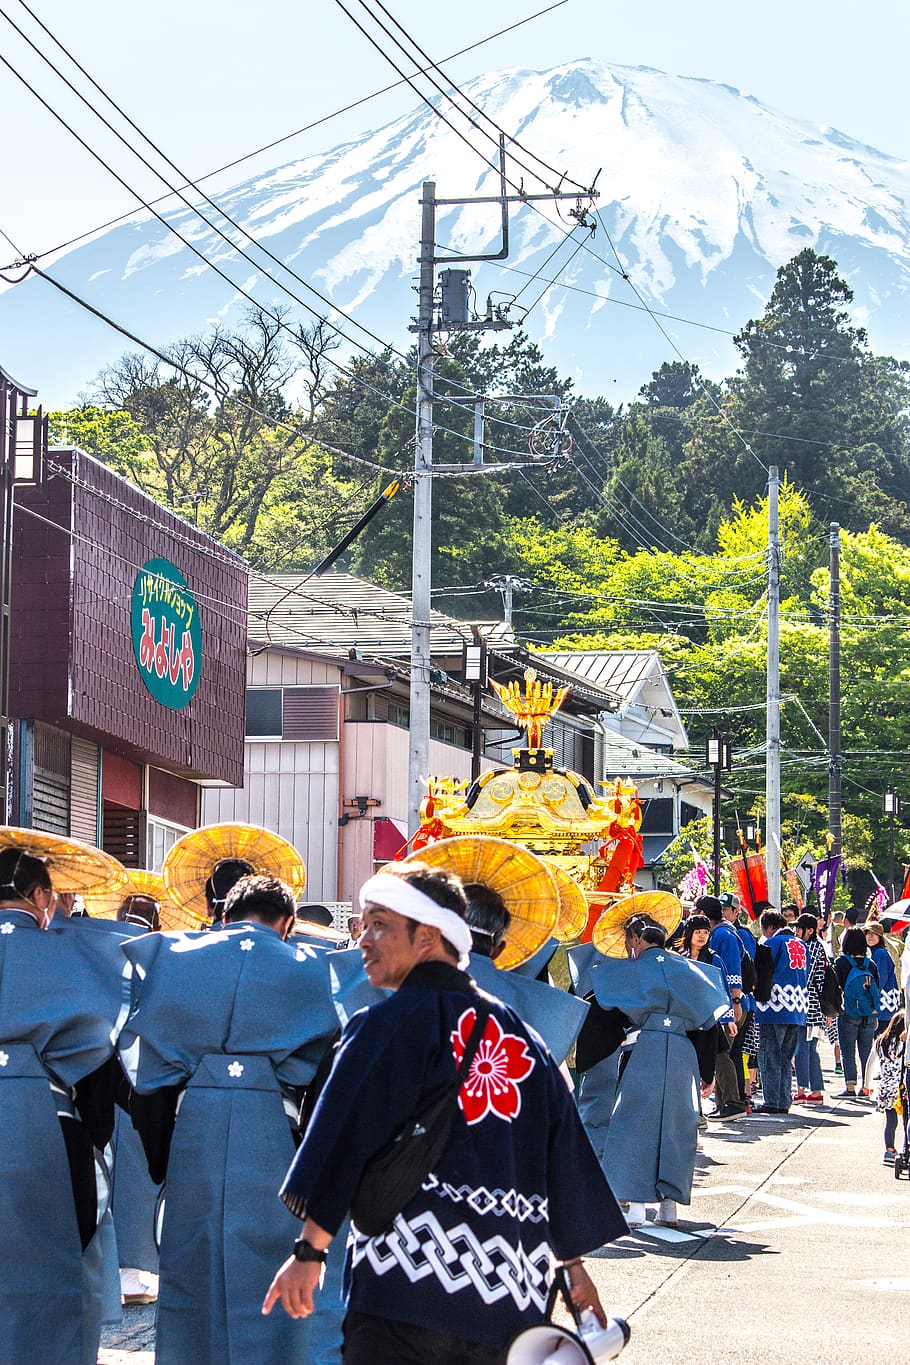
[70,737,100,844]
[33,722,70,836]
[282,686,340,741]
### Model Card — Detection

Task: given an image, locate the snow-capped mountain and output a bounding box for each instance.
[3,59,909,405]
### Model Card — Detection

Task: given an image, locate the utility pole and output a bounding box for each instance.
[407,181,437,834]
[707,728,732,895]
[406,150,597,830]
[766,466,781,906]
[828,524,842,853]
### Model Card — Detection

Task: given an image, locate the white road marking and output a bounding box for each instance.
[858,1278,910,1293]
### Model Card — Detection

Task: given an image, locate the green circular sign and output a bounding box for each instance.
[131,558,202,709]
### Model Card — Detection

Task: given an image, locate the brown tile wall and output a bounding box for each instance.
[11,449,248,785]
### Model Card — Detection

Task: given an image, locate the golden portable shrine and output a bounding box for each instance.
[409,669,645,940]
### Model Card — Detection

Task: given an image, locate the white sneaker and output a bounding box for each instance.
[120,1267,158,1305]
[656,1199,678,1227]
[625,1202,647,1227]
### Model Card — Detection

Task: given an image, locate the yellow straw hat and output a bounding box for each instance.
[403,835,559,969]
[0,826,127,895]
[548,863,589,942]
[85,869,204,932]
[162,823,306,923]
[592,890,684,958]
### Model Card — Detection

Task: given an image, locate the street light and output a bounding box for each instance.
[884,787,901,900]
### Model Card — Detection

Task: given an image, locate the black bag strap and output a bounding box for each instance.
[455,1002,490,1086]
[544,1265,585,1330]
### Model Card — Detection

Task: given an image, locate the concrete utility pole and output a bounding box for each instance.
[406,151,597,831]
[407,182,437,834]
[828,523,842,853]
[766,466,781,906]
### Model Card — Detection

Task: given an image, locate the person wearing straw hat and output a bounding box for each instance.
[863,919,902,1032]
[265,860,627,1365]
[118,873,338,1365]
[568,896,729,1229]
[0,844,131,1365]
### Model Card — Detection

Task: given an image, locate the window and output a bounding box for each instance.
[680,801,702,828]
[640,797,675,836]
[246,689,282,737]
[245,686,340,741]
[389,702,410,730]
[147,816,192,873]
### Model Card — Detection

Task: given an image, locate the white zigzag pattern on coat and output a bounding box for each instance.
[421,1172,548,1222]
[352,1210,551,1310]
[759,983,809,1014]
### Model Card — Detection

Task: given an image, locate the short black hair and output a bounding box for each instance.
[840,927,869,957]
[760,910,786,934]
[696,895,723,924]
[463,882,511,958]
[844,907,860,924]
[626,914,666,948]
[0,848,52,900]
[223,874,295,926]
[117,894,160,931]
[794,912,818,936]
[683,914,712,954]
[205,858,255,911]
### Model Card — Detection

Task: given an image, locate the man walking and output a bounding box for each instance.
[699,895,750,1117]
[264,861,627,1364]
[753,909,809,1114]
[119,875,337,1364]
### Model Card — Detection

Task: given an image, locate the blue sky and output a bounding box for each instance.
[1,0,907,262]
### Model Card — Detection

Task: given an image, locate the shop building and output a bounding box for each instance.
[11,446,247,866]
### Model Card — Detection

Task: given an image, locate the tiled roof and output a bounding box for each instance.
[247,571,509,657]
[538,650,658,698]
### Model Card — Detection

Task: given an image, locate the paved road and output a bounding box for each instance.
[99,1058,908,1363]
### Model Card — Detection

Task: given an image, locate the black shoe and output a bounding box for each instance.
[750,1104,788,1115]
[715,1103,747,1118]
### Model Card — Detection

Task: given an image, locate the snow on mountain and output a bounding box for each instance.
[2,59,909,405]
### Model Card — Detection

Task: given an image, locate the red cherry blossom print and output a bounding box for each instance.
[451,1008,535,1126]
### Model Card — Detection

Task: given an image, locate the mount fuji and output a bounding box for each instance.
[3,59,910,405]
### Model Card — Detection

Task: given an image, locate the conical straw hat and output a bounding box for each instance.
[163,823,306,923]
[403,835,558,969]
[549,863,589,942]
[592,890,683,959]
[85,868,204,931]
[0,826,127,895]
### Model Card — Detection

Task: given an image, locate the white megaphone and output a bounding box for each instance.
[506,1308,631,1364]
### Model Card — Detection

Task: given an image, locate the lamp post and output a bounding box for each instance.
[706,728,733,895]
[884,787,901,901]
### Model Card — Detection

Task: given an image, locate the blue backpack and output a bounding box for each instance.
[842,958,881,1019]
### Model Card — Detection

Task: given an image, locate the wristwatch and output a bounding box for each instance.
[292,1237,328,1263]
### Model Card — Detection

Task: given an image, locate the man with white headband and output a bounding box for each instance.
[264,861,627,1365]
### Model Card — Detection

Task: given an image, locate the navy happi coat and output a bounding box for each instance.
[118,922,338,1365]
[281,961,626,1350]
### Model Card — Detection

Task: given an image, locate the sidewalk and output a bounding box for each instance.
[99,1075,908,1362]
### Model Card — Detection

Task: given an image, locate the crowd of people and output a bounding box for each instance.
[0,826,906,1365]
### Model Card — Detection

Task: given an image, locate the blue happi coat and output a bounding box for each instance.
[755,930,810,1025]
[574,946,729,1205]
[119,922,338,1365]
[871,943,901,1021]
[0,906,130,1365]
[281,960,626,1351]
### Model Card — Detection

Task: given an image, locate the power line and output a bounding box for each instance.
[3,2,570,265]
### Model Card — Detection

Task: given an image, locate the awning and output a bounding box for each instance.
[372,816,409,863]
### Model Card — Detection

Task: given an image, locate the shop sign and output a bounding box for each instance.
[131,558,202,709]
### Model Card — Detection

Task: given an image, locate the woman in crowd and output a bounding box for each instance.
[874,1012,906,1164]
[679,914,736,1116]
[833,926,881,1100]
[792,913,831,1104]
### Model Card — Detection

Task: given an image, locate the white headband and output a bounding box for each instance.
[359,872,472,968]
